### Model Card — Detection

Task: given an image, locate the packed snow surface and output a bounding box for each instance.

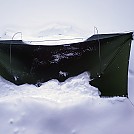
[0,72,134,134]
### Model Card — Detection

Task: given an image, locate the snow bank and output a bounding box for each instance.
[0,71,134,134]
[0,72,99,103]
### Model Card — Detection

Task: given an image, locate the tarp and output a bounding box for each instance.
[0,32,133,96]
[88,32,133,96]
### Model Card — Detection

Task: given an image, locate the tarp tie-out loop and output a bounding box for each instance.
[12,32,23,40]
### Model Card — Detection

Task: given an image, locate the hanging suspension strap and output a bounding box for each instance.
[94,27,101,77]
[10,32,22,73]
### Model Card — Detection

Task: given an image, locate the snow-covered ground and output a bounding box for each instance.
[0,25,134,134]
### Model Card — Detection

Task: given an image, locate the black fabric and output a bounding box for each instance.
[0,32,133,96]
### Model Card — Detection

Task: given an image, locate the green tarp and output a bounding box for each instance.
[0,32,133,96]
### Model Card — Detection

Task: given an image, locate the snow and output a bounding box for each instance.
[0,25,134,134]
[0,24,85,45]
[1,72,134,134]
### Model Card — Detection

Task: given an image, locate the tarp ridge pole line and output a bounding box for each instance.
[28,37,84,43]
[94,27,101,77]
[9,32,23,74]
[128,97,134,109]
